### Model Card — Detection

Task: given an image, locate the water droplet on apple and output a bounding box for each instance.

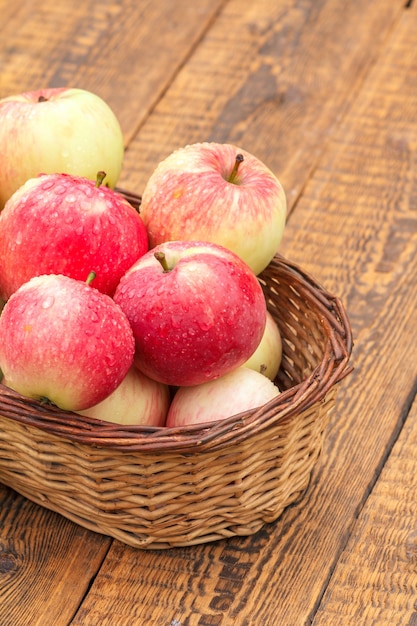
[197,318,214,332]
[106,208,117,224]
[15,232,23,245]
[104,353,117,368]
[226,313,235,326]
[54,184,67,196]
[41,295,55,309]
[90,311,99,323]
[40,179,55,191]
[171,315,182,329]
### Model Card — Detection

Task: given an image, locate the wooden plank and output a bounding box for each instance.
[0,0,28,34]
[70,3,417,626]
[0,485,111,626]
[306,9,417,621]
[119,0,404,207]
[0,0,225,142]
[0,2,224,623]
[313,394,417,625]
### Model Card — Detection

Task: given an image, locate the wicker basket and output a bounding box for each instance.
[0,213,353,548]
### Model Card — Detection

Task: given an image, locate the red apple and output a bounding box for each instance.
[166,367,280,427]
[113,240,267,387]
[243,310,282,380]
[139,142,287,275]
[0,87,124,208]
[0,172,148,300]
[77,366,170,426]
[0,274,135,411]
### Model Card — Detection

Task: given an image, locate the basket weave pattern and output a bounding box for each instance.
[0,253,352,549]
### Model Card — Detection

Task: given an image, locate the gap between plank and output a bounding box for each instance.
[306,379,417,625]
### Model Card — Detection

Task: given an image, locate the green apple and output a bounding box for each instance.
[0,87,124,208]
[244,311,282,380]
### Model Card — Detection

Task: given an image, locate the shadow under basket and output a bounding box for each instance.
[0,253,353,549]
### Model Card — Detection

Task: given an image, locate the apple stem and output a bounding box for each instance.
[228,154,244,184]
[38,95,48,103]
[86,271,96,285]
[95,171,107,187]
[154,251,171,272]
[40,396,54,406]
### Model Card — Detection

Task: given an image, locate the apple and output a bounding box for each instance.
[0,273,135,411]
[0,87,124,208]
[243,310,282,380]
[166,366,280,427]
[139,142,287,275]
[0,172,148,300]
[113,240,267,387]
[77,366,170,426]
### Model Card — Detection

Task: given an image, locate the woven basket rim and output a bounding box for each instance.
[0,249,353,454]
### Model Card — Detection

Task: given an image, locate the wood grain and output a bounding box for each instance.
[70,4,417,626]
[119,0,404,206]
[0,0,225,143]
[313,395,417,625]
[0,485,111,626]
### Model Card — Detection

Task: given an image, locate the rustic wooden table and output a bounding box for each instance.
[1,1,416,624]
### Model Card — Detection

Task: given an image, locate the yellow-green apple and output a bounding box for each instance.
[139,142,287,275]
[0,172,148,300]
[113,240,267,387]
[166,366,280,427]
[243,310,282,380]
[0,273,135,411]
[77,365,170,426]
[0,87,124,208]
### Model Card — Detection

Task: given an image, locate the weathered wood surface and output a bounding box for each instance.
[0,485,111,626]
[119,0,405,210]
[0,0,416,625]
[314,395,417,625]
[0,0,226,143]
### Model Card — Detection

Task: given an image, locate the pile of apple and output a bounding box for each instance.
[0,87,287,428]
